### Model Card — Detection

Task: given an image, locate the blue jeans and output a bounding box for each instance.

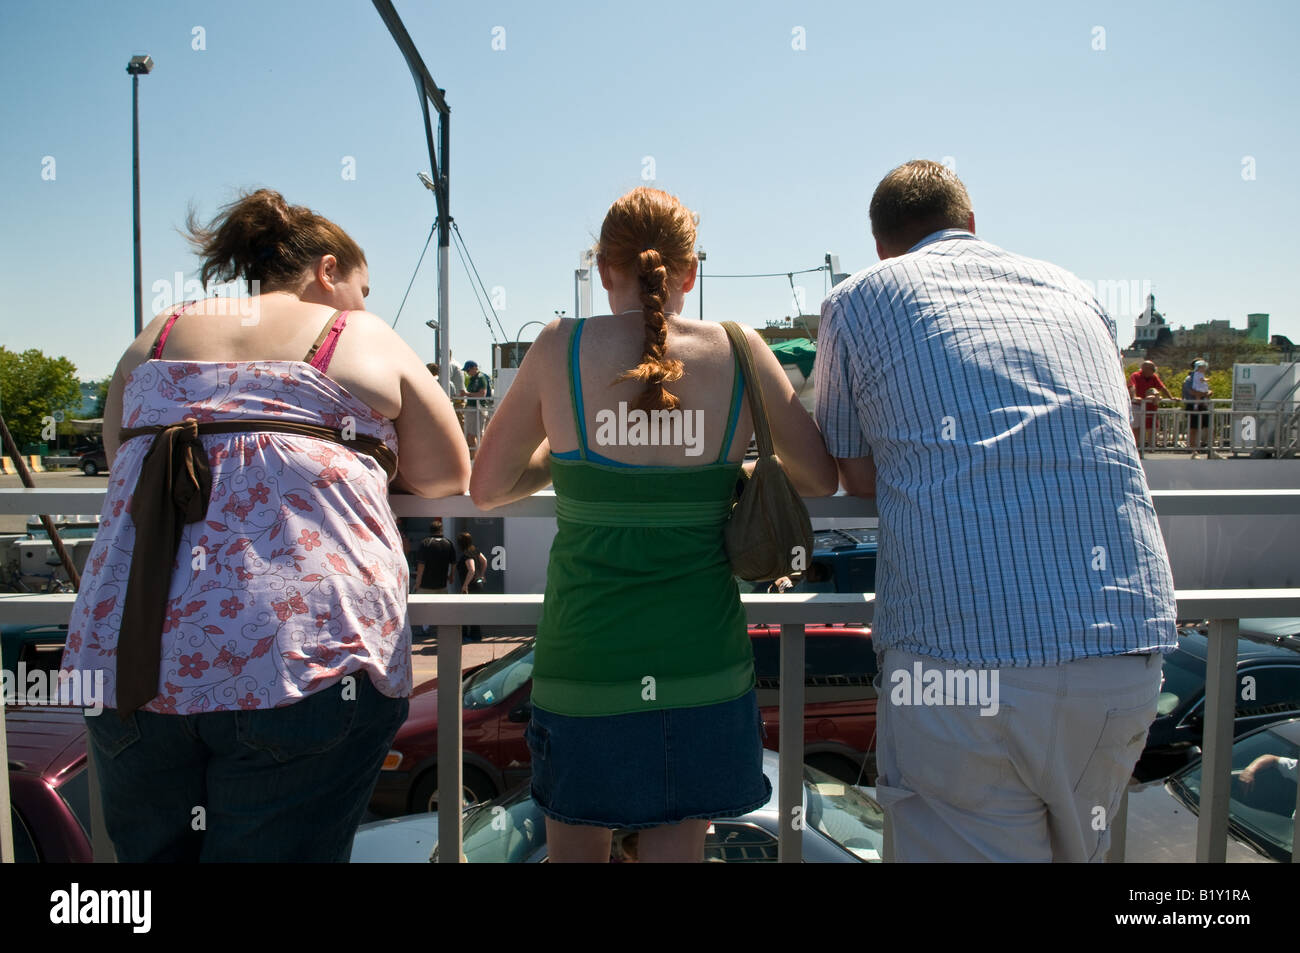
[86,675,408,862]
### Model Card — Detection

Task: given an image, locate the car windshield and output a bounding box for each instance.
[430,763,888,863]
[462,642,534,710]
[1170,723,1299,861]
[434,784,547,863]
[1159,646,1206,717]
[802,764,885,861]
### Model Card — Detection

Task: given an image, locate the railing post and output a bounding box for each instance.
[1196,618,1238,863]
[436,623,463,863]
[778,622,804,863]
[86,742,116,862]
[1293,759,1300,863]
[0,692,12,863]
[1107,785,1129,863]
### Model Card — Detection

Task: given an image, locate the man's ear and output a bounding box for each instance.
[875,237,891,261]
[966,211,976,234]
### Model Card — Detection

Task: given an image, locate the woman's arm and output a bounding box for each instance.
[361,315,469,498]
[469,320,562,509]
[742,326,839,496]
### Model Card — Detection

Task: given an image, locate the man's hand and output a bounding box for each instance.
[1238,754,1280,794]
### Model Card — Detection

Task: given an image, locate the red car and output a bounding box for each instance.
[6,705,93,862]
[369,624,878,817]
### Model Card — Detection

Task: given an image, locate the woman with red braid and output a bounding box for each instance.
[472,187,837,861]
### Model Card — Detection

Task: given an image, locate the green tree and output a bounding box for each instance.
[91,376,111,417]
[0,347,82,450]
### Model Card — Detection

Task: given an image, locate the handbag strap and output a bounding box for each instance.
[721,321,775,458]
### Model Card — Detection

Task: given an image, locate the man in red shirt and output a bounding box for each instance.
[1128,360,1172,448]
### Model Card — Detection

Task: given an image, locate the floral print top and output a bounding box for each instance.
[60,359,410,712]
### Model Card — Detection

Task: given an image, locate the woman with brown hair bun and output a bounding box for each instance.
[471,186,837,861]
[60,188,469,862]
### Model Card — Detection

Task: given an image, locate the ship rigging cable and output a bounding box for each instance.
[451,223,503,344]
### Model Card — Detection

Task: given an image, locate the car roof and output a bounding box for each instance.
[813,528,878,551]
[1175,625,1300,663]
[4,706,87,781]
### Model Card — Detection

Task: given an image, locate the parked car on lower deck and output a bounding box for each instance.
[353,750,885,863]
[5,705,92,862]
[1135,618,1300,782]
[370,624,879,817]
[1125,717,1298,863]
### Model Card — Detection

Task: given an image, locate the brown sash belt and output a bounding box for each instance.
[112,418,398,717]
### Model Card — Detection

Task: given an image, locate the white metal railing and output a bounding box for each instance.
[2,488,1300,865]
[1133,403,1300,458]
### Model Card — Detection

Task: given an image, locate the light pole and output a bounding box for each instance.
[697,248,706,320]
[127,54,153,338]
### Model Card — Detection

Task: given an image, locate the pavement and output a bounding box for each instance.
[409,629,533,686]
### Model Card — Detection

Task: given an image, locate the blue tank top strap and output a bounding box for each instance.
[717,350,745,463]
[567,319,589,460]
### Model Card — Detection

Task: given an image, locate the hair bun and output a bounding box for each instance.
[184,188,366,294]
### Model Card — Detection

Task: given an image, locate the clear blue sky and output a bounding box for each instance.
[1,0,1296,382]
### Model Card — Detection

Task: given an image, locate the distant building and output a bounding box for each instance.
[758,313,819,344]
[1246,313,1270,342]
[1128,293,1173,354]
[1171,313,1269,348]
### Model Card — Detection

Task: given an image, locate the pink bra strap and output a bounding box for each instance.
[306,310,349,373]
[149,301,197,359]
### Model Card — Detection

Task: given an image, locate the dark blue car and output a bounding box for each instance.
[1134,618,1300,781]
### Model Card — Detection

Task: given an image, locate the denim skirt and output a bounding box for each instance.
[524,688,772,829]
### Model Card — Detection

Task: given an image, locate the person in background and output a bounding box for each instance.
[1182,359,1220,458]
[1128,360,1172,449]
[462,360,493,455]
[470,186,837,862]
[59,188,469,862]
[412,518,456,639]
[415,519,456,594]
[456,531,488,643]
[449,352,467,434]
[816,160,1177,862]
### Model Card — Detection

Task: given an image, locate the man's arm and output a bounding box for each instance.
[836,456,877,498]
[813,291,871,492]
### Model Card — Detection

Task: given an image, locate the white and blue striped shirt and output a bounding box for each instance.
[815,229,1178,667]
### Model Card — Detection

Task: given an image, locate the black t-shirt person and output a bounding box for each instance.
[415,535,456,592]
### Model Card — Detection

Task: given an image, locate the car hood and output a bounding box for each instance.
[1122,780,1274,863]
[350,813,440,863]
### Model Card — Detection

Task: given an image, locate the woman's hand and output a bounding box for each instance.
[470,321,561,509]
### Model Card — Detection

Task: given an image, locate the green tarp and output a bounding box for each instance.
[766,337,816,379]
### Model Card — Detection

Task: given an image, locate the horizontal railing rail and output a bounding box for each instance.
[4,488,1300,520]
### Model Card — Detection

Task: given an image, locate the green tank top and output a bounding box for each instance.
[531,319,754,717]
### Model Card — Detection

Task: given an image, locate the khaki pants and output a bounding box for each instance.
[875,646,1162,862]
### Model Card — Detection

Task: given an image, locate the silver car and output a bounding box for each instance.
[351,749,885,863]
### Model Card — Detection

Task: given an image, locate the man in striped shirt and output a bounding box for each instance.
[815,160,1178,862]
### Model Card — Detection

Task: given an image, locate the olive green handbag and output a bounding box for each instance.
[721,322,814,581]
